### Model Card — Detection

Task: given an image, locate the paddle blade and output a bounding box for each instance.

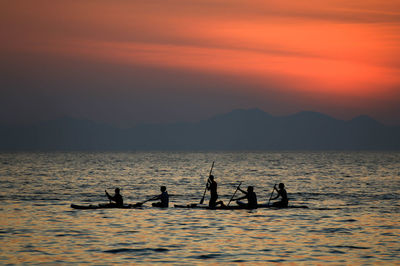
[199,197,204,204]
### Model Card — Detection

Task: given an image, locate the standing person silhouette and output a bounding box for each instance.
[105,187,123,207]
[271,183,288,208]
[207,175,225,208]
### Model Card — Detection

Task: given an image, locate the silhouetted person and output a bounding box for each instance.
[271,183,288,208]
[235,186,258,209]
[151,186,169,208]
[105,187,123,207]
[207,175,225,208]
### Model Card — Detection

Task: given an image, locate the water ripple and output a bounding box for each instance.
[0,151,399,264]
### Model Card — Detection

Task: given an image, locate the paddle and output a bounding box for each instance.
[227,181,242,206]
[267,184,277,206]
[105,190,112,204]
[199,161,215,204]
[133,196,158,207]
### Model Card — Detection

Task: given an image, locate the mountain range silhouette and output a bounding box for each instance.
[1,108,399,150]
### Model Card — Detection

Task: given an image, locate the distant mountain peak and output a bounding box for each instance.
[352,114,375,121]
[350,115,382,126]
[1,108,398,150]
[287,111,338,122]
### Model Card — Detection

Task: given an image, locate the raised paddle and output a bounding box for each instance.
[267,184,277,206]
[227,181,242,206]
[199,161,215,204]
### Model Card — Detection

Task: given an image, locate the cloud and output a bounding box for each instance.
[1,0,400,125]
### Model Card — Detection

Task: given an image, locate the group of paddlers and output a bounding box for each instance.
[105,186,169,208]
[203,175,288,209]
[105,175,288,209]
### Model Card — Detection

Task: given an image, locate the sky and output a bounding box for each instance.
[1,0,400,126]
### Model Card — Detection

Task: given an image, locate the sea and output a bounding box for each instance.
[0,151,399,265]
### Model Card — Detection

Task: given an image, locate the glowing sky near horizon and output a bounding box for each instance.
[1,0,400,125]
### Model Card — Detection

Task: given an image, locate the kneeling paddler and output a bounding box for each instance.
[105,187,124,207]
[271,183,288,208]
[150,186,169,208]
[235,186,258,209]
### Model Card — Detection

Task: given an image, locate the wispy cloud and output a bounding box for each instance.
[1,0,400,125]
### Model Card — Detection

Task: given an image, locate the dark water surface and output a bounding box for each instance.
[0,151,399,264]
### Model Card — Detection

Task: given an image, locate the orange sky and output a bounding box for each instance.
[1,0,400,125]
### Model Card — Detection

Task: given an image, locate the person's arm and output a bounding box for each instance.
[206,179,211,190]
[148,195,160,201]
[238,188,247,194]
[234,195,247,201]
[105,190,112,200]
[271,189,281,200]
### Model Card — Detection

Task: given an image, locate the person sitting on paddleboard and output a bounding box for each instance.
[207,175,225,208]
[151,186,169,208]
[235,186,258,209]
[105,187,123,207]
[271,183,288,208]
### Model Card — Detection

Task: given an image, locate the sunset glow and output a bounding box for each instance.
[1,0,400,125]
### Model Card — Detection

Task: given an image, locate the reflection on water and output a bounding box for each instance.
[0,152,399,264]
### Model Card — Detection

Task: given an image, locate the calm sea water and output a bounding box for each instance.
[0,151,399,265]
